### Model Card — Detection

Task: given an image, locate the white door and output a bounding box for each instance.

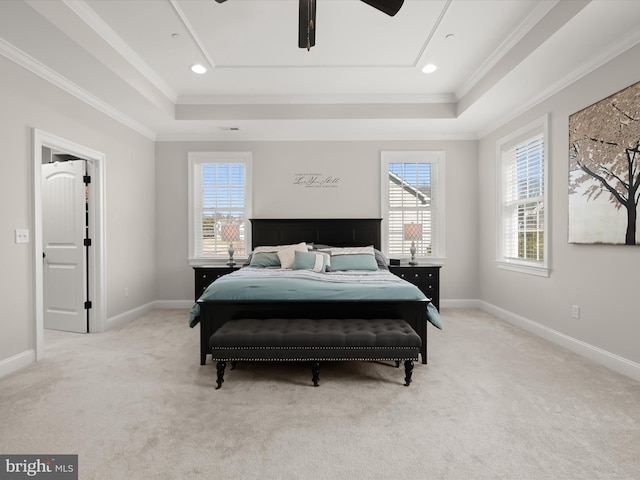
[42,160,88,333]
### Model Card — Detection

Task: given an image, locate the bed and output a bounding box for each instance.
[189,218,441,366]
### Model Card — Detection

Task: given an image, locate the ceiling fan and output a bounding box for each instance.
[214,0,405,50]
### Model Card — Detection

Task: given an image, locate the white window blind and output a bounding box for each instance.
[497,116,549,276]
[502,134,544,261]
[388,162,432,257]
[188,152,252,264]
[381,151,444,261]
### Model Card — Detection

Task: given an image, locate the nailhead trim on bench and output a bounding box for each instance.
[209,318,421,388]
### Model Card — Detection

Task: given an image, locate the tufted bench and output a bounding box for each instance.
[209,318,421,388]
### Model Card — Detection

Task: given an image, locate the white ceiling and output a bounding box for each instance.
[1,0,639,141]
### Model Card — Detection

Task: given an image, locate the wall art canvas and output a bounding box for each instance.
[568,80,640,245]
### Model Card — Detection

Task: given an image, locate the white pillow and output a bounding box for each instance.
[276,243,309,269]
[316,251,331,270]
[253,242,307,254]
[318,245,375,256]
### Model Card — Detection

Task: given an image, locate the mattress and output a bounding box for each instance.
[189,267,442,329]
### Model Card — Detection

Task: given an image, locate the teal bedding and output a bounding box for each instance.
[189,267,442,329]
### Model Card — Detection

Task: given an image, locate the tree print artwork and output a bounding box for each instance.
[568,81,640,245]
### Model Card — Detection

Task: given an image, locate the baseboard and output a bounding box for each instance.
[105,301,156,331]
[0,349,36,379]
[2,301,192,378]
[105,300,193,331]
[440,299,482,309]
[153,300,193,310]
[476,300,640,383]
[108,297,640,382]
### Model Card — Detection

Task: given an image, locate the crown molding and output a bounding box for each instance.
[155,129,478,143]
[169,0,216,70]
[477,25,640,139]
[178,93,457,105]
[457,0,559,100]
[65,0,177,103]
[0,37,156,140]
[412,0,452,67]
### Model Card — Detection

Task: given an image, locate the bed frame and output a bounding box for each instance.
[195,218,430,365]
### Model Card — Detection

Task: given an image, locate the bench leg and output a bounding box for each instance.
[404,360,414,387]
[216,361,226,389]
[311,362,320,387]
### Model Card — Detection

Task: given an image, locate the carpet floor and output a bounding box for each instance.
[0,308,639,479]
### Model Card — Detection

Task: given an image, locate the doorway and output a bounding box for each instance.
[33,129,106,360]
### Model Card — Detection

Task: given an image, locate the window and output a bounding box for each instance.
[497,115,549,276]
[188,152,252,264]
[381,151,445,262]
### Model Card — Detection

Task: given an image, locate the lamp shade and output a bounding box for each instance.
[403,223,423,241]
[220,224,240,242]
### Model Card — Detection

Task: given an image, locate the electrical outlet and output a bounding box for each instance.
[572,305,580,319]
[15,229,29,244]
[124,287,129,297]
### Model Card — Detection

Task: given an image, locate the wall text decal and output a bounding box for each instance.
[293,173,340,188]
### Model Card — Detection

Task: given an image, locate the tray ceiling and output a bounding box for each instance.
[1,0,639,140]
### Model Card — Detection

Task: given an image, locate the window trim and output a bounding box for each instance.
[380,151,445,264]
[496,115,550,277]
[188,151,252,266]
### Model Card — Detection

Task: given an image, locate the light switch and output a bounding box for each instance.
[15,229,29,244]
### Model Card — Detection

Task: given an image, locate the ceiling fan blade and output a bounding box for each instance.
[298,0,316,50]
[360,0,404,16]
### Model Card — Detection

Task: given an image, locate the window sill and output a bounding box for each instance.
[188,257,247,267]
[496,260,550,277]
[415,256,445,266]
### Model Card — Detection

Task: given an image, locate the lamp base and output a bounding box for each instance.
[227,244,235,267]
[409,242,418,266]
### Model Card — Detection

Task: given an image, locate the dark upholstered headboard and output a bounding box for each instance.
[250,219,382,250]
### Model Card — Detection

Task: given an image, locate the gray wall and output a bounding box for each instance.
[477,43,640,365]
[0,55,156,365]
[155,140,478,303]
[3,32,638,376]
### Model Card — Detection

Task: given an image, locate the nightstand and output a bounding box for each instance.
[193,266,240,301]
[389,264,441,310]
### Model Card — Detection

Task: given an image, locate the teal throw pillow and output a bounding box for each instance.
[249,252,281,268]
[293,250,328,272]
[329,254,378,271]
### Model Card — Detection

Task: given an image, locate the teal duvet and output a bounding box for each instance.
[189,267,442,329]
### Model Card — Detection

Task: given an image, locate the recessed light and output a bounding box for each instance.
[422,63,437,74]
[190,64,207,74]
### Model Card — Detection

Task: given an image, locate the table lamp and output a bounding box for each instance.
[220,224,240,266]
[403,223,422,266]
